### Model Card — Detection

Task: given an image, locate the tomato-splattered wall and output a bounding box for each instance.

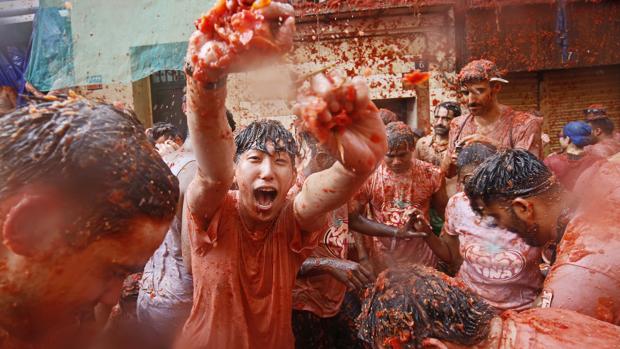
[465,2,620,72]
[500,65,620,153]
[226,5,458,131]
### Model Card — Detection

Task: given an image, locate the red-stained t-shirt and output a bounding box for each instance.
[292,205,350,318]
[544,152,604,190]
[353,160,443,272]
[176,192,323,349]
[542,161,620,325]
[447,106,543,159]
[444,193,543,312]
[498,308,620,348]
[585,137,620,158]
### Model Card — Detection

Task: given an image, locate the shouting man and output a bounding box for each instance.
[443,59,542,177]
[583,105,620,158]
[175,2,387,348]
[0,98,179,349]
[465,149,620,325]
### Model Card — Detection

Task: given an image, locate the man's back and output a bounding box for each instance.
[543,161,620,324]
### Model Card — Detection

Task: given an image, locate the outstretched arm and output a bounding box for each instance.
[183,1,295,228]
[293,73,388,232]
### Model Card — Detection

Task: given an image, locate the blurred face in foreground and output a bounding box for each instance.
[0,187,170,344]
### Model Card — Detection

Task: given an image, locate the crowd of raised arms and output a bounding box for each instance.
[1,1,619,349]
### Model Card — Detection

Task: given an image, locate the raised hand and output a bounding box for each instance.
[398,209,433,238]
[185,0,295,83]
[293,70,388,175]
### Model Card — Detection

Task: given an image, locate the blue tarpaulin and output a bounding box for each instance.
[25,6,75,91]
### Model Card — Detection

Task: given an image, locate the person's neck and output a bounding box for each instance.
[566,143,584,156]
[474,103,502,127]
[433,133,449,144]
[598,134,613,142]
[239,205,276,232]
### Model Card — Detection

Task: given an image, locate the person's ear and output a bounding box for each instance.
[510,197,535,224]
[491,82,502,95]
[422,338,449,349]
[2,194,67,257]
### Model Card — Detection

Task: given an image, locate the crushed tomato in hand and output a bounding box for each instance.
[295,71,360,143]
[403,70,430,86]
[191,0,278,82]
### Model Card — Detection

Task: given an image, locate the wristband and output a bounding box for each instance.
[202,76,227,90]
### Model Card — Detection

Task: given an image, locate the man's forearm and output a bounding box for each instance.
[349,213,399,238]
[186,78,235,188]
[424,234,453,263]
[298,257,332,277]
[295,162,371,230]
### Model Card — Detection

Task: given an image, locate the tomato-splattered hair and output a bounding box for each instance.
[148,122,185,145]
[457,59,506,85]
[464,149,556,214]
[386,121,415,151]
[234,119,299,166]
[456,142,497,172]
[357,265,494,348]
[0,99,179,247]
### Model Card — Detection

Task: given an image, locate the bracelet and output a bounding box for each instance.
[202,76,227,90]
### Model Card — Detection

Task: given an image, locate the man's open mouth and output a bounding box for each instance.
[254,187,278,210]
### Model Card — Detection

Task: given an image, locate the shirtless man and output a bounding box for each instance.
[442,59,542,177]
[584,105,620,158]
[175,2,387,347]
[357,265,620,349]
[0,99,179,349]
[465,149,620,325]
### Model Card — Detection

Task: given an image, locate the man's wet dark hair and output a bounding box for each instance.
[456,143,497,170]
[587,117,615,136]
[386,121,415,151]
[234,119,298,165]
[464,149,554,211]
[150,122,185,144]
[0,99,179,247]
[437,101,462,119]
[357,265,494,349]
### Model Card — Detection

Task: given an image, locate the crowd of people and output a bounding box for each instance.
[1,1,619,349]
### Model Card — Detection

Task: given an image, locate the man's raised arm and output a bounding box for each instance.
[293,72,388,232]
[184,79,234,225]
[182,1,296,226]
